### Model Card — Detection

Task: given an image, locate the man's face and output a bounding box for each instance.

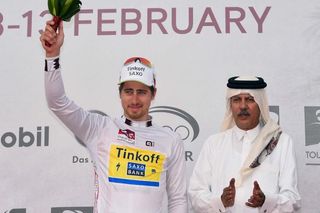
[120,81,156,121]
[230,93,260,131]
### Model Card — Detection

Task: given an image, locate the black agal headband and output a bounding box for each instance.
[227,76,267,89]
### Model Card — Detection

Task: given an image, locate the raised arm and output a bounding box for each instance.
[40,21,107,144]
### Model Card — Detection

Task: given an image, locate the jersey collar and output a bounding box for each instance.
[122,115,153,127]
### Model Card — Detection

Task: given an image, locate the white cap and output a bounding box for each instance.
[119,57,156,87]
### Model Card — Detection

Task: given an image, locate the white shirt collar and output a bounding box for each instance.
[233,124,261,143]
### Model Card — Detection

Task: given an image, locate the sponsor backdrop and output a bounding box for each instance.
[0,0,319,212]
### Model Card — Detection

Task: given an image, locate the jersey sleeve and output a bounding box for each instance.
[166,133,188,213]
[44,57,109,144]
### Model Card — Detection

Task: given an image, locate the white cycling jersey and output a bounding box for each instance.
[44,58,188,213]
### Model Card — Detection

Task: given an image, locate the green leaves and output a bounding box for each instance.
[48,0,60,16]
[47,0,82,21]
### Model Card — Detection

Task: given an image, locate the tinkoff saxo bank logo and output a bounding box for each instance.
[51,207,93,213]
[4,209,26,213]
[149,106,200,143]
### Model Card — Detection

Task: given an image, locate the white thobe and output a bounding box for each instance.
[188,125,301,213]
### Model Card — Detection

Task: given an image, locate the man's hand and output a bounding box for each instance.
[246,181,265,208]
[40,20,64,58]
[221,178,236,208]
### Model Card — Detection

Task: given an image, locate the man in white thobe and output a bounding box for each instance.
[188,76,301,213]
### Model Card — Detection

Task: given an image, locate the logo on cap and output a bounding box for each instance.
[119,57,155,87]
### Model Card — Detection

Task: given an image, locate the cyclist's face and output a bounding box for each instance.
[120,81,155,121]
